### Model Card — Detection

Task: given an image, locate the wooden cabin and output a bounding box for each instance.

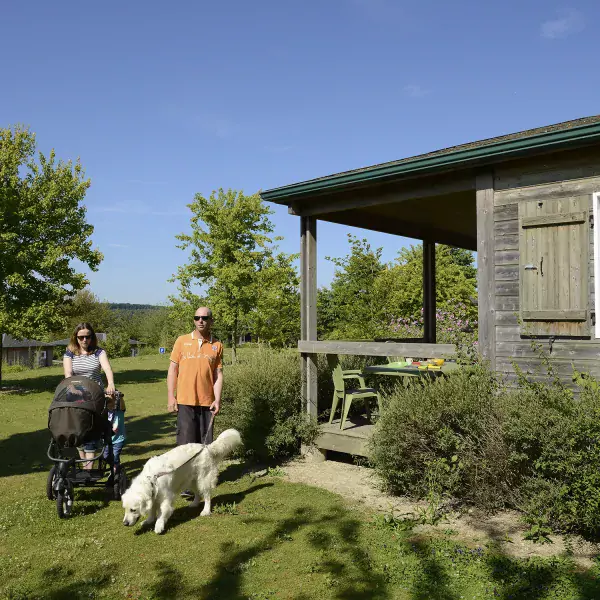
[1,334,54,368]
[261,115,600,456]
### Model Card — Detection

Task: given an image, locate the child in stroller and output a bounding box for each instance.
[46,376,128,518]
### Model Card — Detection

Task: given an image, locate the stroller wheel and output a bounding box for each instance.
[46,466,58,500]
[56,484,73,519]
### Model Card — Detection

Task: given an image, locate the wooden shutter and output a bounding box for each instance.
[519,195,590,337]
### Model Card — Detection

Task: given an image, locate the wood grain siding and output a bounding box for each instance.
[495,174,600,206]
[494,147,600,192]
[519,196,589,337]
[497,341,600,360]
[493,151,600,384]
[477,172,496,369]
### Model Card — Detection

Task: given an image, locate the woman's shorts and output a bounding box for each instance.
[78,439,102,453]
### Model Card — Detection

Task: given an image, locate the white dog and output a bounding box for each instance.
[122,428,242,534]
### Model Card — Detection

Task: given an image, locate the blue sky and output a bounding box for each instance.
[2,0,599,304]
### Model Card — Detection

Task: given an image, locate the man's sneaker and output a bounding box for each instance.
[181,490,194,499]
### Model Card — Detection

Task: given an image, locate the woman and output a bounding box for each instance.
[63,323,115,468]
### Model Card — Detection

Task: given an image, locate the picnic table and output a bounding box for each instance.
[362,360,459,382]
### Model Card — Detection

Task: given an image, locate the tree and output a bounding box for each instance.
[174,189,282,362]
[375,243,478,330]
[0,126,102,382]
[103,328,132,359]
[163,291,206,349]
[247,251,300,347]
[57,289,113,337]
[324,235,386,339]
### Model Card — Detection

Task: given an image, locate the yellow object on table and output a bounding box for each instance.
[431,358,445,366]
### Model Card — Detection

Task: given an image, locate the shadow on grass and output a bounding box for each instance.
[1,411,177,478]
[132,483,275,538]
[10,563,118,599]
[404,533,600,600]
[147,505,390,600]
[68,486,112,517]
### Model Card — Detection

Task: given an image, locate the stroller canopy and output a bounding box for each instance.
[48,376,108,448]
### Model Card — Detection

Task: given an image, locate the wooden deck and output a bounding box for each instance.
[316,416,374,457]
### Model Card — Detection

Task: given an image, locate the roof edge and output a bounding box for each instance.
[261,120,600,203]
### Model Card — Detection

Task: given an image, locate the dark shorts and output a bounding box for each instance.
[177,405,214,445]
[103,441,124,465]
[78,439,102,453]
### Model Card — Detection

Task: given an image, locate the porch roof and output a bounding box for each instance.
[261,115,600,204]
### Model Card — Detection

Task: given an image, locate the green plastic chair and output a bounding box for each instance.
[327,354,382,430]
[386,356,407,366]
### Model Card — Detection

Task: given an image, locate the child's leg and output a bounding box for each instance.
[84,451,95,470]
[82,440,101,469]
[112,442,124,474]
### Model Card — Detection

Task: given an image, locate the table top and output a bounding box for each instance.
[363,362,460,376]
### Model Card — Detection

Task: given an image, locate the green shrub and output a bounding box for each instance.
[103,330,131,358]
[369,350,600,539]
[504,371,600,537]
[3,363,30,374]
[220,348,319,461]
[369,363,512,510]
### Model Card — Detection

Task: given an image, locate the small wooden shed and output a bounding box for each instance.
[261,115,600,455]
[1,334,54,368]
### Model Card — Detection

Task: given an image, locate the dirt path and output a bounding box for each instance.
[280,456,599,567]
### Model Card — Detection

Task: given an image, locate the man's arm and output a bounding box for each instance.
[210,368,223,415]
[167,361,179,412]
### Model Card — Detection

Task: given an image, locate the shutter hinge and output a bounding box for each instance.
[590,213,594,229]
[592,311,596,327]
[548,335,555,354]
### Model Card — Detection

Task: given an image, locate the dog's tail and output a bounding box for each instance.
[208,428,242,461]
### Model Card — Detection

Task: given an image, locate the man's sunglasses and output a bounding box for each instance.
[77,335,92,340]
[194,316,211,322]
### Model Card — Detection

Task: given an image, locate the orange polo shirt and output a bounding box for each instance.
[170,332,223,407]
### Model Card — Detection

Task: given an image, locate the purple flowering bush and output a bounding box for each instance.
[388,302,478,362]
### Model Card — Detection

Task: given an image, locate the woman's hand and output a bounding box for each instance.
[106,384,115,396]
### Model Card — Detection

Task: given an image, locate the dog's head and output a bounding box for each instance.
[122,479,153,526]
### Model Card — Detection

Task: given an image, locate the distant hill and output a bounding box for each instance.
[108,303,162,311]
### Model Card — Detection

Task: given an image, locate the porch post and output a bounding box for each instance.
[476,171,496,370]
[423,240,436,343]
[300,216,318,418]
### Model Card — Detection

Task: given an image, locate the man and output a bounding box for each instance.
[167,307,223,451]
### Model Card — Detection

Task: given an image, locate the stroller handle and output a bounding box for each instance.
[47,439,107,464]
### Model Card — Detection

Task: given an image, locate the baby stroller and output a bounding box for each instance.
[46,376,128,518]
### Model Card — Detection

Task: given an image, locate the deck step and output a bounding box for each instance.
[317,418,373,456]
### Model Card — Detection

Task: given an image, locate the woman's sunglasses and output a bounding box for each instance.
[194,316,211,322]
[77,335,92,340]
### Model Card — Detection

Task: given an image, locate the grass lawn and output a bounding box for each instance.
[1,355,600,599]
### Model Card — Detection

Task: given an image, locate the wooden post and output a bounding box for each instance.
[476,172,496,370]
[300,216,318,419]
[423,240,436,343]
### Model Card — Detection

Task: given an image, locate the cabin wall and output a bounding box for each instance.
[493,147,600,384]
[1,346,53,367]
